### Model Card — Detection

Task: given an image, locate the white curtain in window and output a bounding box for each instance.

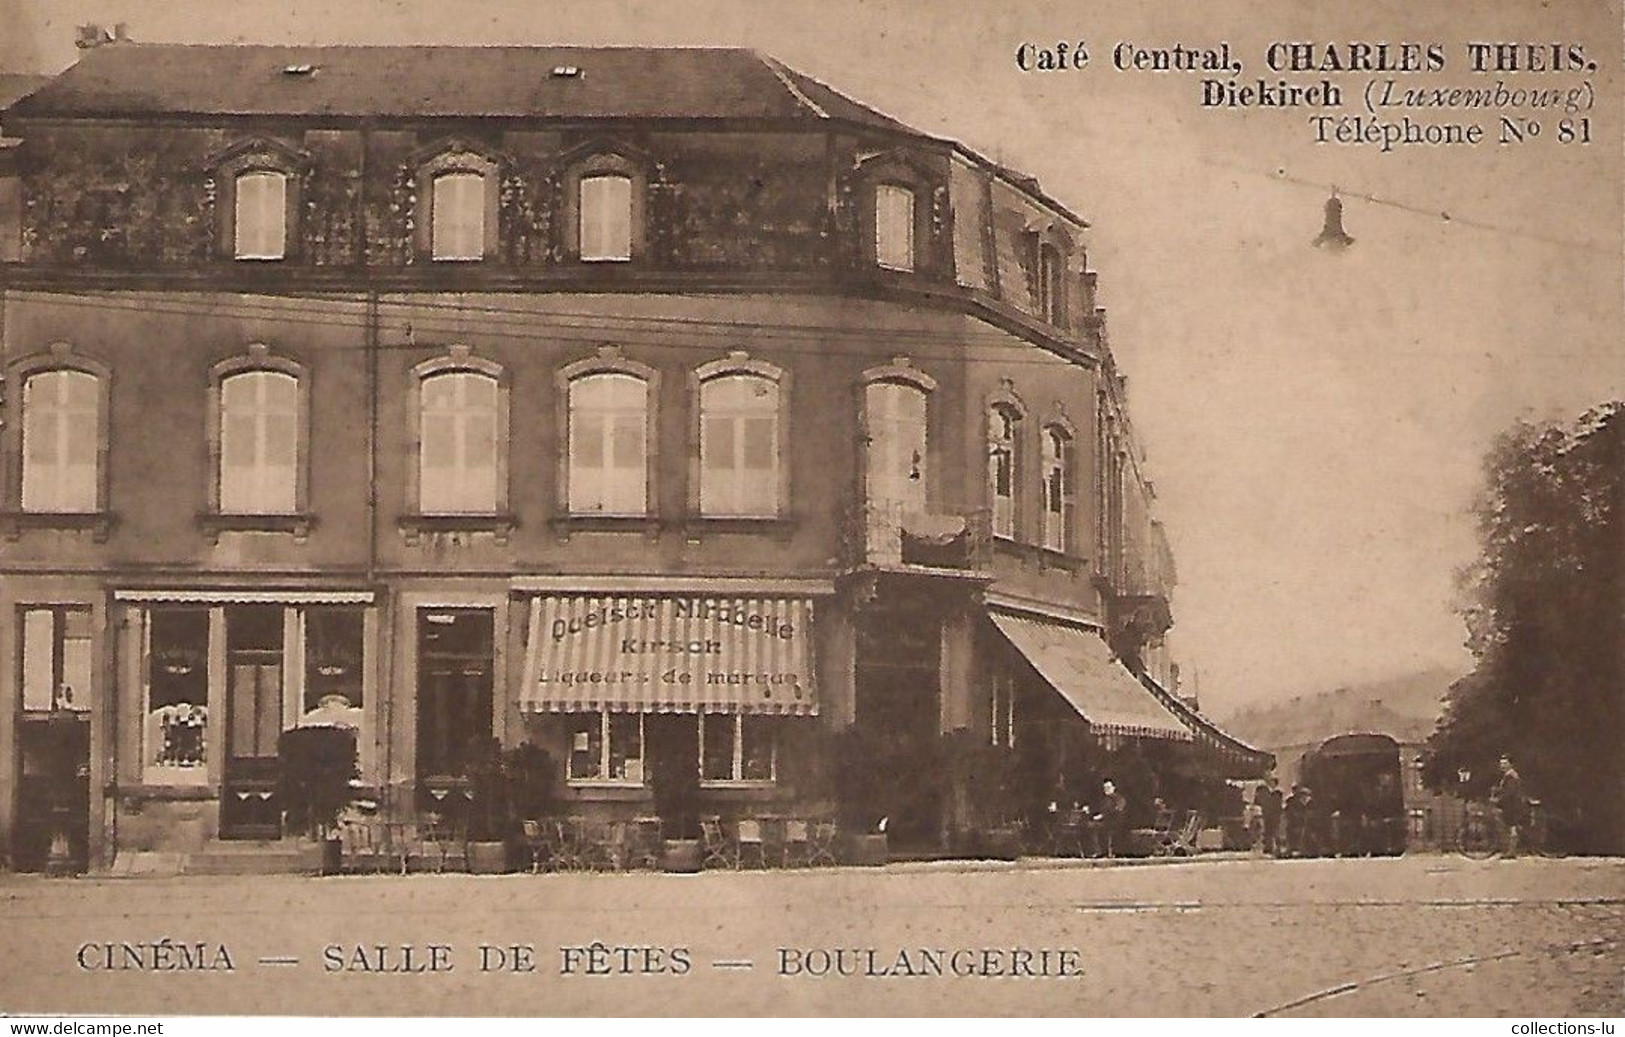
[21,370,99,513]
[432,172,486,261]
[700,374,778,517]
[875,184,915,271]
[220,370,299,515]
[580,174,633,261]
[419,371,499,514]
[234,171,287,260]
[569,373,647,515]
[865,380,927,513]
[1042,427,1074,552]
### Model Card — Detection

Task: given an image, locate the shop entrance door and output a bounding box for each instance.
[12,607,93,872]
[416,609,494,812]
[854,605,942,851]
[221,605,285,840]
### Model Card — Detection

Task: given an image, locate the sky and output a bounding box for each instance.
[2,0,1620,714]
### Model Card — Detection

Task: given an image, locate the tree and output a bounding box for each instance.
[1423,402,1623,852]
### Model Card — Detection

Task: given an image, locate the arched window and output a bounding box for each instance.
[874,183,916,272]
[579,174,633,262]
[988,403,1022,540]
[233,170,288,260]
[21,369,101,513]
[865,378,930,514]
[432,171,488,261]
[219,370,300,515]
[698,371,781,518]
[419,369,501,514]
[567,372,649,516]
[1041,424,1076,553]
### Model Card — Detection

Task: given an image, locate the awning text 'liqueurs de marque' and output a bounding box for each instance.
[990,610,1192,741]
[520,596,817,715]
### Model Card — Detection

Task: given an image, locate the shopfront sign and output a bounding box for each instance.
[519,596,817,715]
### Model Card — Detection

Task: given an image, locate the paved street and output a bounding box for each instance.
[1,854,1621,1017]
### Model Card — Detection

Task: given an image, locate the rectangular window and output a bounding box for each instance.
[568,374,647,516]
[19,607,93,714]
[875,184,915,272]
[579,175,632,262]
[699,714,776,784]
[21,370,100,514]
[432,172,486,261]
[419,372,501,515]
[234,171,287,260]
[991,670,1016,748]
[567,712,645,784]
[699,375,779,518]
[144,608,210,783]
[219,371,299,515]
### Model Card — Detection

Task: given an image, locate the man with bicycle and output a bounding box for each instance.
[1491,755,1528,858]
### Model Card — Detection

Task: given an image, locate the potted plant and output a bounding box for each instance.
[463,737,513,874]
[831,726,889,865]
[974,743,1025,860]
[278,725,359,875]
[503,741,556,865]
[649,717,703,873]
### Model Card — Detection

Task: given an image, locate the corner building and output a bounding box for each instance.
[0,44,1267,870]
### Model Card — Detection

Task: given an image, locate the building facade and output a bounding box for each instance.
[0,42,1265,871]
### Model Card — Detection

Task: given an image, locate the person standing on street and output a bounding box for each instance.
[1260,777,1284,856]
[1491,755,1528,858]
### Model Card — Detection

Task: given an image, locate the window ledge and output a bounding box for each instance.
[993,537,1089,574]
[198,512,314,542]
[699,780,779,791]
[682,515,797,542]
[550,514,660,541]
[564,781,652,802]
[399,513,517,546]
[0,511,116,542]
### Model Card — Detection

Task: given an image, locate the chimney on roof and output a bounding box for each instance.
[75,23,130,49]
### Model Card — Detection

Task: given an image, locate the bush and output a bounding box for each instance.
[278,726,359,840]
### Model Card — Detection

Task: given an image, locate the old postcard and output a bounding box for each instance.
[0,0,1619,1020]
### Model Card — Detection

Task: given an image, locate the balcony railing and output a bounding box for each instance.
[842,498,992,574]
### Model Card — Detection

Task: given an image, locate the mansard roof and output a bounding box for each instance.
[5,43,919,132]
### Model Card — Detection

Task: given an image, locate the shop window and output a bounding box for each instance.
[431,171,487,261]
[303,607,364,715]
[579,174,633,262]
[567,712,645,784]
[1041,424,1076,553]
[19,607,92,714]
[20,368,102,514]
[874,183,916,272]
[418,368,503,515]
[233,170,288,260]
[143,608,210,784]
[698,370,781,518]
[218,369,300,515]
[567,371,649,516]
[988,403,1021,540]
[700,714,776,784]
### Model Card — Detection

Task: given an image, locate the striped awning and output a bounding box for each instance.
[520,595,817,715]
[991,611,1191,742]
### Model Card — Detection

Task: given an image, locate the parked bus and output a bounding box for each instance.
[1298,733,1407,856]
